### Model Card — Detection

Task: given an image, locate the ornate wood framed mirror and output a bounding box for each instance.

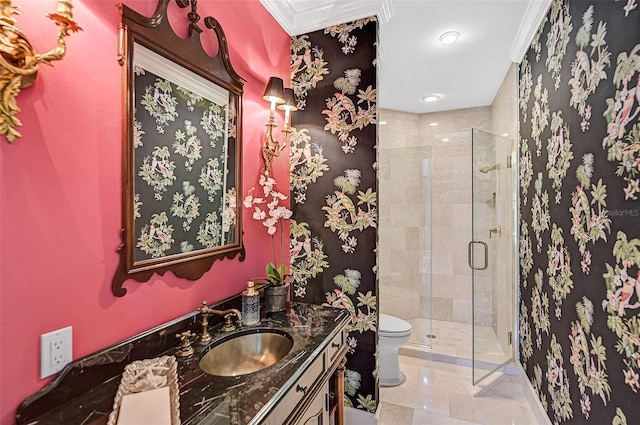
[112,0,245,297]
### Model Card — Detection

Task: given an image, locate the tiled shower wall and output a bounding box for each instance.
[378,141,432,322]
[379,106,493,327]
[378,111,428,322]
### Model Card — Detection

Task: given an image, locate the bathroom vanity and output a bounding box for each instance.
[17,301,350,425]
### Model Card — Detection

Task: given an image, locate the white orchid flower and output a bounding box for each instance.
[253,207,266,220]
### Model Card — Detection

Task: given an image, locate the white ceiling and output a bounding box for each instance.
[261,0,551,114]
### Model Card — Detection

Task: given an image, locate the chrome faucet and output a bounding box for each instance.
[198,301,242,338]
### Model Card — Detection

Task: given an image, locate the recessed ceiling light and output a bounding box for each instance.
[429,122,439,127]
[421,95,440,103]
[439,31,459,45]
[501,132,509,137]
[442,138,450,142]
[379,121,387,125]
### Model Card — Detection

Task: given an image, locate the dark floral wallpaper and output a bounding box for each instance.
[289,18,378,412]
[519,1,639,424]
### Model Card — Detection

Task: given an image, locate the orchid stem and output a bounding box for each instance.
[279,219,284,271]
[272,233,277,266]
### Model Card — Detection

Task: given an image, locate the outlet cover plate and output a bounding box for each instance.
[40,326,73,379]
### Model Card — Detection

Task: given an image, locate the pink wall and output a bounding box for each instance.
[0,1,290,422]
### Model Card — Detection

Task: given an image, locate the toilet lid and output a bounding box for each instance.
[380,314,412,334]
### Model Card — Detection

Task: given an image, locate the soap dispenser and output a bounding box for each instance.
[242,280,260,326]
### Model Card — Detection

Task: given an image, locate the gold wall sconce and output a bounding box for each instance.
[0,0,81,143]
[261,77,296,176]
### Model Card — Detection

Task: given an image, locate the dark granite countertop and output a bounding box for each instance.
[17,303,350,425]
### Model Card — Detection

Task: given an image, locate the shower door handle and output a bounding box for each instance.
[468,241,488,270]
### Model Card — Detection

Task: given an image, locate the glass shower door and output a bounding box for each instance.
[378,146,432,350]
[469,129,514,384]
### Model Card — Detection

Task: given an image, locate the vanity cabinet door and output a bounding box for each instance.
[268,353,326,424]
[263,324,347,425]
[298,382,329,425]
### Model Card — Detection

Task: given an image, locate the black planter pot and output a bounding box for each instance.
[264,284,289,312]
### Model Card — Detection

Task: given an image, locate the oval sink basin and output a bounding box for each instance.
[199,329,293,376]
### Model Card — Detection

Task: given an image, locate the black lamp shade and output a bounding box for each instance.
[263,77,285,104]
[277,88,298,112]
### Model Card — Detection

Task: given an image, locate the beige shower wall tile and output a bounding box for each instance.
[431,231,454,272]
[379,287,421,320]
[418,106,492,135]
[432,274,472,301]
[379,201,392,226]
[391,156,424,182]
[491,63,518,139]
[433,155,472,180]
[379,226,406,251]
[432,203,453,227]
[380,108,419,131]
[453,226,474,244]
[378,154,391,180]
[433,185,472,204]
[379,103,516,338]
[392,205,427,227]
[473,298,494,327]
[403,181,428,203]
[474,276,493,300]
[452,299,472,324]
[432,297,453,322]
[433,137,473,158]
[380,185,412,205]
[452,203,472,228]
[405,227,421,250]
[383,263,413,286]
[382,252,423,286]
[408,134,430,148]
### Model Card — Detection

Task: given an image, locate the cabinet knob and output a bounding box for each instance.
[296,384,308,394]
[331,342,340,348]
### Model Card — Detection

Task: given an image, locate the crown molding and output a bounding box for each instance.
[508,0,552,62]
[260,0,385,36]
[260,0,297,35]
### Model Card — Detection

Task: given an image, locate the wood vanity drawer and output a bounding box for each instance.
[270,352,326,423]
[327,330,344,364]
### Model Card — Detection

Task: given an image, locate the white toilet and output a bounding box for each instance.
[379,313,412,387]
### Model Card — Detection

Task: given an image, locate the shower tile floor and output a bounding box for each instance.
[406,319,511,366]
[378,355,542,425]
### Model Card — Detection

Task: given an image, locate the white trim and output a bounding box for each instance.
[292,1,380,36]
[516,362,553,425]
[377,0,394,25]
[134,43,229,107]
[259,0,381,36]
[259,0,297,35]
[508,0,552,63]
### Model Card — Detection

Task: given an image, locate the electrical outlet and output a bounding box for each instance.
[40,326,73,379]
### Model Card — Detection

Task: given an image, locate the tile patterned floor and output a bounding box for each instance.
[378,355,542,425]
